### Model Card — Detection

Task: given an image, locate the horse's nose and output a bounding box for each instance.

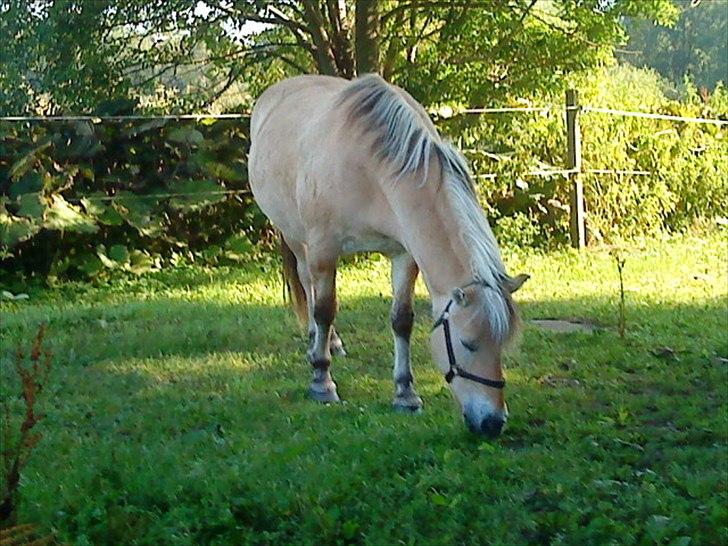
[464,413,505,438]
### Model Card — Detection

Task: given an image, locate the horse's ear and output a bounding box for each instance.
[452,287,469,307]
[505,273,530,293]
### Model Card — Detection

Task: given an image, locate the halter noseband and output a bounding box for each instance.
[431,285,506,390]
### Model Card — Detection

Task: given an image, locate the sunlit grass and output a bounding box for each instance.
[1,232,726,545]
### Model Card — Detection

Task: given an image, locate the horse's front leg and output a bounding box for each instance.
[306,252,341,403]
[296,256,346,357]
[391,253,422,412]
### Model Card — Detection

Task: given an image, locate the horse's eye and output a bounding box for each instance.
[460,340,478,352]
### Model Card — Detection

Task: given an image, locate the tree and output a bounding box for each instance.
[622,0,728,90]
[0,0,678,114]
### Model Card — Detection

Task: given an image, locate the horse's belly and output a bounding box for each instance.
[341,233,405,256]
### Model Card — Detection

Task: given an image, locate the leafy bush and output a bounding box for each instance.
[1,325,52,526]
[576,66,728,241]
[438,64,728,245]
[0,100,263,284]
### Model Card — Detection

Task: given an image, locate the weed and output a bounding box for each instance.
[1,325,52,526]
[612,250,627,338]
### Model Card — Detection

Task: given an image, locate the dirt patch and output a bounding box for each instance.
[538,375,582,388]
[529,319,599,333]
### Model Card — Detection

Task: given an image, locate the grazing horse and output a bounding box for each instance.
[248,74,527,437]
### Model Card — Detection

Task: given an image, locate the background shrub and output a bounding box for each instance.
[439,64,727,245]
[0,100,264,285]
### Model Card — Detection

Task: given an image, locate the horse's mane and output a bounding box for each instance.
[337,74,517,343]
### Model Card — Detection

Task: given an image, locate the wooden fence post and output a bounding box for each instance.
[566,89,586,249]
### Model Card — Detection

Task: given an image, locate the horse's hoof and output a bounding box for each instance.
[309,385,341,403]
[393,395,423,413]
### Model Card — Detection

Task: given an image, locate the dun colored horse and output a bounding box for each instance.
[249,74,527,437]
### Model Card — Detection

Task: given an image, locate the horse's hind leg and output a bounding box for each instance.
[329,327,346,356]
[391,253,423,412]
[306,249,341,403]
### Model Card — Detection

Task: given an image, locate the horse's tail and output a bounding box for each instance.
[280,234,308,326]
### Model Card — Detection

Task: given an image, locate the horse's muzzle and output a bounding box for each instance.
[464,413,505,438]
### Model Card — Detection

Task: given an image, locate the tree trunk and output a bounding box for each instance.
[355,0,380,75]
[301,0,339,76]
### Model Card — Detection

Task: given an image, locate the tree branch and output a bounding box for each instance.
[381,7,407,80]
[202,67,240,107]
[300,0,339,75]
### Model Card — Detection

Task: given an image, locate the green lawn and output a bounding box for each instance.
[1,233,727,545]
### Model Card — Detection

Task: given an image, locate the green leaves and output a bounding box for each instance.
[220,233,254,262]
[224,234,253,255]
[1,115,251,280]
[44,195,98,234]
[199,160,245,183]
[0,210,40,247]
[9,173,43,199]
[128,249,154,274]
[108,244,130,264]
[97,244,154,275]
[112,192,154,223]
[429,491,449,507]
[8,139,52,181]
[16,193,44,220]
[0,192,97,249]
[167,127,204,146]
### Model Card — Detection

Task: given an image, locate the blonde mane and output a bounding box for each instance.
[337,74,516,343]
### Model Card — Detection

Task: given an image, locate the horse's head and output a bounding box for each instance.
[430,274,528,438]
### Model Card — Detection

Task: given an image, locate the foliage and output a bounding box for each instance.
[0,1,679,115]
[576,66,728,241]
[0,0,238,115]
[0,104,262,283]
[390,0,676,107]
[621,0,728,91]
[1,325,51,526]
[438,64,728,245]
[0,233,726,544]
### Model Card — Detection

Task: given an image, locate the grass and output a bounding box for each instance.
[1,232,726,546]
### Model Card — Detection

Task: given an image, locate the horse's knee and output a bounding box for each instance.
[314,295,337,325]
[391,305,414,338]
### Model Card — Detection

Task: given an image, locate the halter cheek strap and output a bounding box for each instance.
[432,299,506,390]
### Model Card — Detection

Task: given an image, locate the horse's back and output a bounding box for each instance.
[250,75,345,137]
[248,74,415,253]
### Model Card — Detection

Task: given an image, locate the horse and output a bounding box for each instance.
[248,74,528,437]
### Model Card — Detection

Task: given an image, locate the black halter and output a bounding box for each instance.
[432,296,506,390]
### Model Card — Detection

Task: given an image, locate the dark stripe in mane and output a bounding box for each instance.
[337,74,474,191]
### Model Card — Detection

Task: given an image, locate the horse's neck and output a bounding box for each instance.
[386,175,472,303]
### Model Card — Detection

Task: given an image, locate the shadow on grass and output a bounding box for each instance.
[3,286,725,399]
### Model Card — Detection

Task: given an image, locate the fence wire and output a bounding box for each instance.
[582,106,728,126]
[0,113,250,122]
[2,103,724,201]
[65,189,250,203]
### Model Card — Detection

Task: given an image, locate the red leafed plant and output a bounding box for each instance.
[1,324,52,527]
